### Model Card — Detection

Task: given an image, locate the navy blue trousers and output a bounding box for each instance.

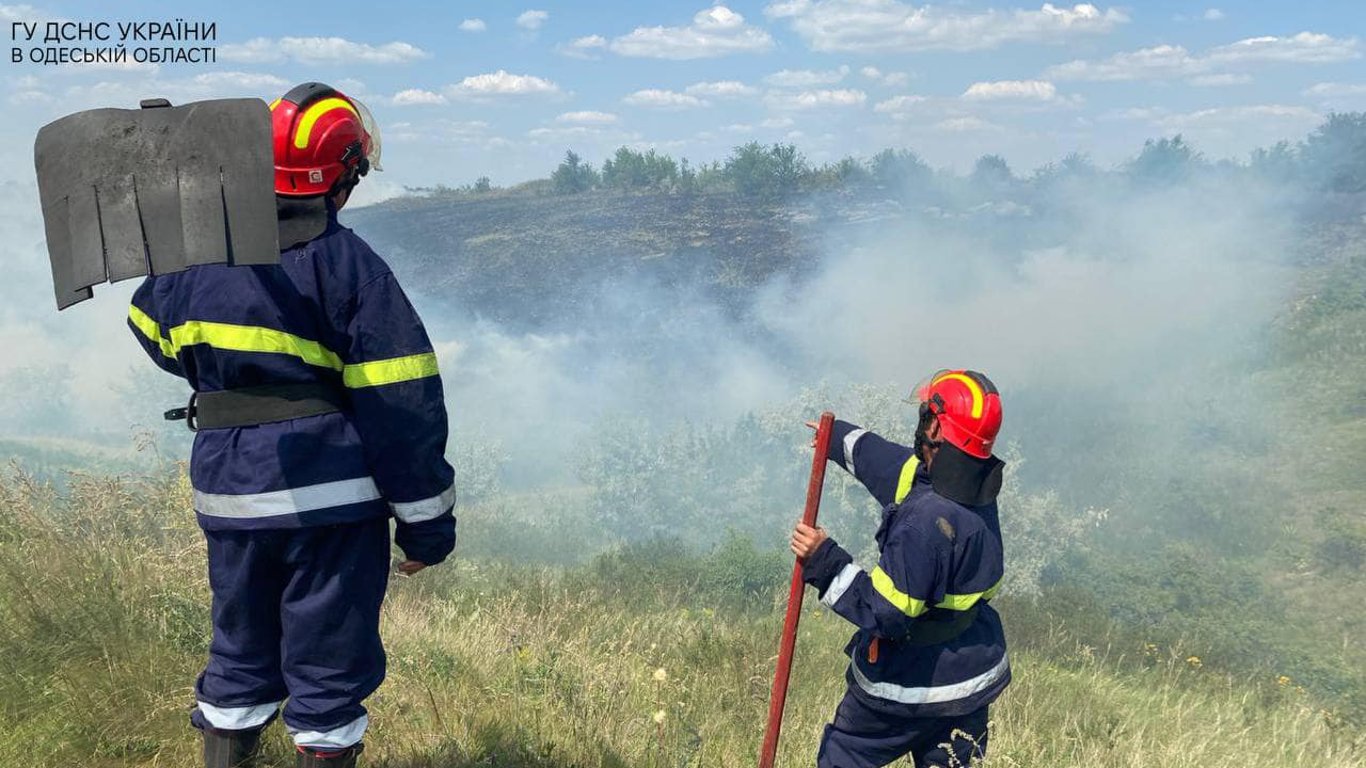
[190,517,390,748]
[817,691,990,768]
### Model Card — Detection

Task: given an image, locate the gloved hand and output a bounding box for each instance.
[394,511,456,571]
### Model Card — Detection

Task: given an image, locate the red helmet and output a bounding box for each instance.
[912,369,1003,459]
[270,82,382,197]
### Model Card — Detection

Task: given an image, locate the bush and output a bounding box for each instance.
[551,150,599,194]
[870,148,931,191]
[724,142,808,201]
[1127,135,1204,185]
[601,147,677,191]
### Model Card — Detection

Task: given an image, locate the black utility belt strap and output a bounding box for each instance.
[899,605,980,647]
[164,383,346,431]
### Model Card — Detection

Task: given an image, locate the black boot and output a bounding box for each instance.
[202,727,263,768]
[297,743,364,768]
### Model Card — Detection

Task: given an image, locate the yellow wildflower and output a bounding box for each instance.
[653,667,668,683]
[653,709,667,725]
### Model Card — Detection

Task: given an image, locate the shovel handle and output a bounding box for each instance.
[759,411,835,768]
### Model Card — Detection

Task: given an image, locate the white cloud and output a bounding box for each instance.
[610,5,774,59]
[934,116,1002,132]
[188,72,289,91]
[1208,32,1359,65]
[385,118,499,148]
[622,89,709,109]
[1104,104,1320,135]
[764,65,850,87]
[1304,82,1366,99]
[962,79,1059,101]
[685,80,759,97]
[1203,8,1225,21]
[764,1,1128,52]
[460,18,487,32]
[392,88,448,106]
[558,34,608,59]
[1046,44,1200,81]
[1150,104,1318,131]
[857,66,912,86]
[766,88,867,110]
[219,36,430,65]
[1188,73,1251,87]
[1048,31,1360,81]
[446,70,561,99]
[517,10,549,30]
[873,94,926,114]
[858,66,911,87]
[556,110,620,124]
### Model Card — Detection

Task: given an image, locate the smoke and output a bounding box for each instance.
[0,124,1304,533]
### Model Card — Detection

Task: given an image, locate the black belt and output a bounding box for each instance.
[899,605,980,646]
[164,383,346,431]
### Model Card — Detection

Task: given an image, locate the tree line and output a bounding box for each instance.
[415,112,1366,201]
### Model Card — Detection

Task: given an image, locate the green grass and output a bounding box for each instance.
[1,471,1360,768]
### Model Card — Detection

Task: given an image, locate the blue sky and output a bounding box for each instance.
[3,1,1364,203]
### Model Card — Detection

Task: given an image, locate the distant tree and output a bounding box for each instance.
[870,148,931,190]
[1031,152,1097,186]
[725,142,808,200]
[1059,151,1096,177]
[1299,112,1366,193]
[552,150,599,194]
[1127,135,1203,184]
[473,176,493,193]
[678,157,697,194]
[812,156,871,189]
[1250,140,1299,184]
[602,146,677,190]
[971,154,1014,187]
[770,143,807,192]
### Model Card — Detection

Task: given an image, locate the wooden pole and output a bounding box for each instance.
[759,411,835,768]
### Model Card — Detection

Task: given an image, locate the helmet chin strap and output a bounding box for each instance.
[914,404,944,464]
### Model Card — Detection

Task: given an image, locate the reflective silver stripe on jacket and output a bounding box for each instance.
[821,562,862,608]
[843,428,868,478]
[193,477,382,518]
[390,482,457,523]
[849,654,1009,705]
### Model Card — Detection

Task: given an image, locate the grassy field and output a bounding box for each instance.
[1,470,1358,768]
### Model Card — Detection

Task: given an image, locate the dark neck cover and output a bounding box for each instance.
[930,443,1005,507]
[276,195,331,251]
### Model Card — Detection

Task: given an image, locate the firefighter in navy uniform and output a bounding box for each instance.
[791,370,1009,768]
[126,83,456,768]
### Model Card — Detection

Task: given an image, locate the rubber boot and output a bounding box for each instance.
[297,743,364,768]
[202,727,263,768]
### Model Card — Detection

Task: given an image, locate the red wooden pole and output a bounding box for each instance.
[759,410,835,768]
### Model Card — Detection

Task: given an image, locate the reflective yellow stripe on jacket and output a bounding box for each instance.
[894,456,920,504]
[871,566,1005,617]
[128,305,440,389]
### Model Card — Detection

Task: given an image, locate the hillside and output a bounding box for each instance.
[347,188,906,328]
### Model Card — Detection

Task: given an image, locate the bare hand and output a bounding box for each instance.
[790,522,829,560]
[804,420,819,448]
[397,560,427,576]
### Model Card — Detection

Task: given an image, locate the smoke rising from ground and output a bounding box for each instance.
[0,136,1303,530]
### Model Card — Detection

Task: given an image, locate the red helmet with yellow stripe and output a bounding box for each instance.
[912,369,1003,459]
[270,82,382,197]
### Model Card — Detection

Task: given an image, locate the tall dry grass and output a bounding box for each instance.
[0,469,1359,767]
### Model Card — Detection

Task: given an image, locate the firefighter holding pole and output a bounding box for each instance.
[790,370,1010,768]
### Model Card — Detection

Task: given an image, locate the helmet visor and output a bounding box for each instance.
[351,96,382,172]
[909,369,952,406]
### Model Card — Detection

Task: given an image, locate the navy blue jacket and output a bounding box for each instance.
[803,420,1009,717]
[127,205,456,565]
